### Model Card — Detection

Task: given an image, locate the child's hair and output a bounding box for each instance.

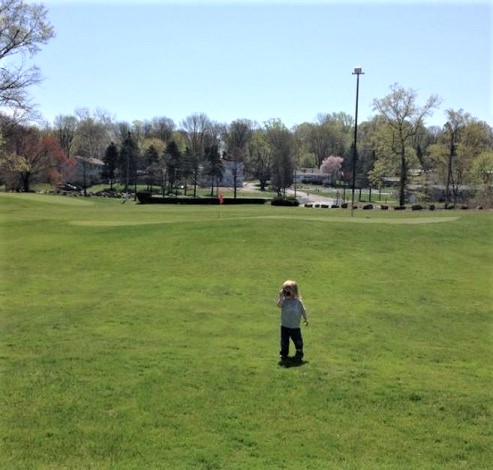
[282,279,300,298]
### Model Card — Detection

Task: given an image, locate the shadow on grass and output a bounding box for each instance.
[278,358,309,368]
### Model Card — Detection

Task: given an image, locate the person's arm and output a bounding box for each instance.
[301,300,309,325]
[276,289,284,308]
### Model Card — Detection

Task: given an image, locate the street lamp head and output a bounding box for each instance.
[353,67,363,75]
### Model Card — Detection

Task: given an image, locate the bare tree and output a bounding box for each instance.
[223,119,253,198]
[180,113,211,197]
[151,116,175,143]
[443,109,471,207]
[0,0,55,111]
[53,114,77,157]
[74,108,113,159]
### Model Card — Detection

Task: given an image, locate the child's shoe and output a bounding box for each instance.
[294,351,304,363]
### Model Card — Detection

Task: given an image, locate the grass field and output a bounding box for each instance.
[1,193,492,469]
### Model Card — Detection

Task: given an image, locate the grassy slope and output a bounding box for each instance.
[1,193,492,469]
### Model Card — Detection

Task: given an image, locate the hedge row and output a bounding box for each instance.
[136,193,267,205]
[270,197,300,207]
[305,203,481,211]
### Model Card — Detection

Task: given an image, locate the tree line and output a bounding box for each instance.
[0,0,492,206]
[1,101,492,206]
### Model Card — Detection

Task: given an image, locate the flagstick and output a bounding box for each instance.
[218,192,223,218]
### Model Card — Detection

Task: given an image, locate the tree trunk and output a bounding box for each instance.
[445,148,454,208]
[399,151,407,206]
[22,172,31,192]
[233,163,238,199]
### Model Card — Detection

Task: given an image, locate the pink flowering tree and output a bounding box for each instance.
[320,155,344,185]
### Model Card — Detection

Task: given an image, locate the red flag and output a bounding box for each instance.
[218,193,224,205]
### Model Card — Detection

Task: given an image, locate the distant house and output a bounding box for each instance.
[293,170,325,185]
[62,156,105,186]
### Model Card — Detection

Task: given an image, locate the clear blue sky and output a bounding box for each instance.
[33,0,492,128]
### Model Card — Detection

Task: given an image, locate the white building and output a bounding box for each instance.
[293,170,326,185]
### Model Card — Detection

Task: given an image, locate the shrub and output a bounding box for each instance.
[271,196,300,207]
[136,193,267,205]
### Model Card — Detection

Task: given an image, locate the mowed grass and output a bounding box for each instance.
[1,193,492,469]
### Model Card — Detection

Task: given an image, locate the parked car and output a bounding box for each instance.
[57,183,82,192]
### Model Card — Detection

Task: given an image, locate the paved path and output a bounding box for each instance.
[241,182,336,206]
[288,189,335,206]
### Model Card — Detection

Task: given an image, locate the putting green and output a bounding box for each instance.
[0,194,461,226]
[71,215,459,227]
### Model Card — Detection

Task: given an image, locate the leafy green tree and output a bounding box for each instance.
[141,137,165,156]
[265,119,295,196]
[294,113,353,167]
[471,151,493,206]
[428,114,492,205]
[372,83,440,206]
[368,159,387,193]
[0,152,29,189]
[353,118,382,193]
[248,130,271,191]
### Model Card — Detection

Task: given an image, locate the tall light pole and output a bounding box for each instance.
[351,66,364,217]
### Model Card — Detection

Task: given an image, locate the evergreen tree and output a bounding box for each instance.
[119,132,139,195]
[204,144,223,196]
[102,141,118,189]
[164,141,181,194]
[143,145,160,191]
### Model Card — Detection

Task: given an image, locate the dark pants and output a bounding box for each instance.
[280,326,304,359]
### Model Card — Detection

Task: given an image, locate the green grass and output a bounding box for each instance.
[1,193,492,469]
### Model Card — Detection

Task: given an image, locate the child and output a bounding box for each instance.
[276,279,308,364]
